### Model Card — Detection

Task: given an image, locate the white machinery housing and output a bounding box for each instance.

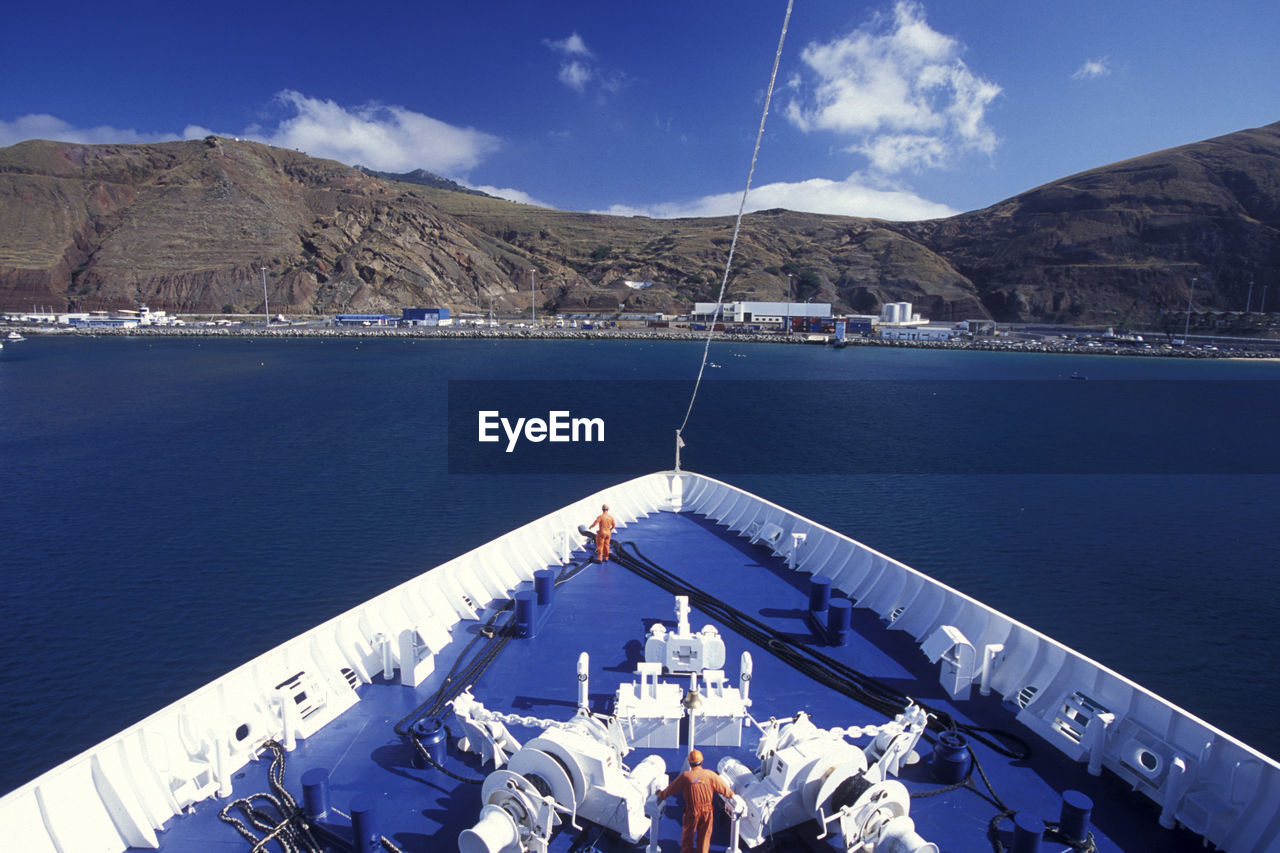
[460,713,668,852]
[718,712,937,853]
[644,595,725,674]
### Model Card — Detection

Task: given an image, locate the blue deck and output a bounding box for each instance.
[140,510,1209,852]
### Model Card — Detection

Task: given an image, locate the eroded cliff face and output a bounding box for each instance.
[2,121,1278,324]
[0,137,555,314]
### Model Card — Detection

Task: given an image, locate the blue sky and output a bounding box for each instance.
[2,0,1276,220]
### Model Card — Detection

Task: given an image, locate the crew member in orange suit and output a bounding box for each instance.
[657,749,733,853]
[589,504,616,562]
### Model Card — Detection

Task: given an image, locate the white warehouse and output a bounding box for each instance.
[692,301,832,324]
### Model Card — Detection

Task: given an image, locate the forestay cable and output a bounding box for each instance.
[675,0,794,469]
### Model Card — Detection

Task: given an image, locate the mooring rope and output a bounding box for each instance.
[675,0,794,467]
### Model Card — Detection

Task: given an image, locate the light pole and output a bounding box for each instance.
[1182,276,1196,341]
[260,267,270,326]
[529,269,536,325]
[786,273,792,334]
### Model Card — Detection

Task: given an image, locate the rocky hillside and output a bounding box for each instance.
[897,121,1280,324]
[1,121,1277,324]
[0,137,537,315]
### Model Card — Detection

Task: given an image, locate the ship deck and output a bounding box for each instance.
[139,509,1209,853]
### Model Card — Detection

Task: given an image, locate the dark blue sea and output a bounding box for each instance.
[2,335,1278,796]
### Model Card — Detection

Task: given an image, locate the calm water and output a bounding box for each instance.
[1,335,1277,795]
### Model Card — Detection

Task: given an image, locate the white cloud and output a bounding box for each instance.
[858,133,950,173]
[1071,57,1111,80]
[469,184,553,208]
[543,32,624,98]
[0,93,503,179]
[261,91,501,174]
[544,33,593,58]
[0,113,184,147]
[558,61,593,93]
[546,32,596,95]
[595,175,956,222]
[785,0,1000,173]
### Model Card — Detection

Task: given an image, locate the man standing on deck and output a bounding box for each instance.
[657,749,732,853]
[589,503,615,562]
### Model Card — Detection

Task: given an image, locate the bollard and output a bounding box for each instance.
[1059,790,1093,844]
[350,793,379,853]
[808,576,831,613]
[301,767,330,819]
[534,568,556,607]
[827,598,853,647]
[1012,812,1043,853]
[931,731,972,784]
[515,590,536,639]
[411,717,446,770]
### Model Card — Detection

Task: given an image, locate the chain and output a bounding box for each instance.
[478,709,584,731]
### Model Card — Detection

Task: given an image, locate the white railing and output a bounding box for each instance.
[0,472,672,852]
[677,472,1280,853]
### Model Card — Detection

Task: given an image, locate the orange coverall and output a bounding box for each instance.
[657,766,732,853]
[589,511,615,561]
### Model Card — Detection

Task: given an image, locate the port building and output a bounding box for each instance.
[401,308,453,326]
[692,301,832,326]
[334,314,395,326]
[879,324,956,341]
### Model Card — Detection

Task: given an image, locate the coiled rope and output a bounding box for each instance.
[676,0,794,468]
[219,739,405,853]
[219,740,323,853]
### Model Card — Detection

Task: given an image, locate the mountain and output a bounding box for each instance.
[0,137,534,315]
[895,121,1280,324]
[355,166,493,198]
[1,123,1277,325]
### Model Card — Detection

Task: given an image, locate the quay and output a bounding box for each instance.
[3,321,1279,358]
